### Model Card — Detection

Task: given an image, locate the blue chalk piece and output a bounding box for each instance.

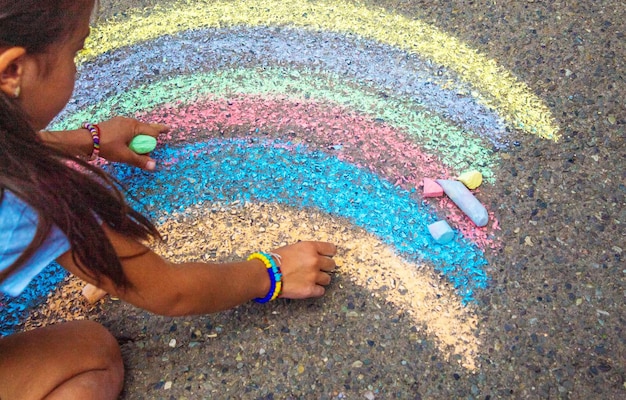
[428,220,455,244]
[436,179,489,227]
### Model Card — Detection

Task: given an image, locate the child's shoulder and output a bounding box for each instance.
[0,190,37,223]
[0,189,71,297]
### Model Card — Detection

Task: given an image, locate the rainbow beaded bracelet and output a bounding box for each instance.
[81,122,101,161]
[248,252,283,303]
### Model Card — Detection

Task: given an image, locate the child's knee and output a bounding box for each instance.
[73,320,124,379]
[0,320,125,399]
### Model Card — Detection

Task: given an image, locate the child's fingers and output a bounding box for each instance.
[318,256,336,272]
[145,124,170,137]
[309,285,326,298]
[126,151,156,171]
[137,122,169,138]
[317,271,332,286]
[313,241,337,257]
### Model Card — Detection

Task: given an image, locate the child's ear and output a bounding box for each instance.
[0,47,27,98]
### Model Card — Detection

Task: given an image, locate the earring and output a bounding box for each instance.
[13,86,20,98]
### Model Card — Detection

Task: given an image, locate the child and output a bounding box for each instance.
[0,1,337,399]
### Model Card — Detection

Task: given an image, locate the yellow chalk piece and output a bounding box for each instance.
[457,170,483,189]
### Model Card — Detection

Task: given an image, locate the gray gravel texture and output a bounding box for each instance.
[46,0,626,399]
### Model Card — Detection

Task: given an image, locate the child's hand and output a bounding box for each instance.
[97,117,169,171]
[270,241,337,299]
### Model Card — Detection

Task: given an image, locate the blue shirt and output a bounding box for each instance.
[0,191,70,297]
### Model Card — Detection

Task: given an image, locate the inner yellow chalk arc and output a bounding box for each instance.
[83,0,559,140]
[153,202,481,370]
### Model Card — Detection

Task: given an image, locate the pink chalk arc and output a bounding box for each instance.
[136,93,500,249]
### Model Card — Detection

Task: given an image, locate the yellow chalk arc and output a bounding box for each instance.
[154,202,481,370]
[83,0,559,141]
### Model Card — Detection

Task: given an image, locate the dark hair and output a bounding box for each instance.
[0,0,160,289]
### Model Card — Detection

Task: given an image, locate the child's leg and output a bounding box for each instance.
[0,320,124,400]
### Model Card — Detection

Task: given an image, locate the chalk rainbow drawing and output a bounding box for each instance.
[1,0,559,368]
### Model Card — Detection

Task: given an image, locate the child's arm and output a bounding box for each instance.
[38,127,94,157]
[38,117,168,171]
[56,223,337,316]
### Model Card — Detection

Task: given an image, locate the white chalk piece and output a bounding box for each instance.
[81,283,107,304]
[436,179,489,227]
[428,220,455,244]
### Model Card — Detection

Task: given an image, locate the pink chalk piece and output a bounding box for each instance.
[423,178,444,198]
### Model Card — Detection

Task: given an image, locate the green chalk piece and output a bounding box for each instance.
[129,135,157,154]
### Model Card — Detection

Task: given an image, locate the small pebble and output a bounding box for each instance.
[364,391,376,400]
[168,339,177,348]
